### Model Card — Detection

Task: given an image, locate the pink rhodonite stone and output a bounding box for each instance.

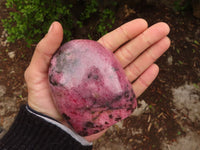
[48,39,137,136]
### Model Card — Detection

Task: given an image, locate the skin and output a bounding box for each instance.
[24,18,170,142]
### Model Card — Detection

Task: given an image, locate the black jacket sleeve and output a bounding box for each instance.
[0,105,93,150]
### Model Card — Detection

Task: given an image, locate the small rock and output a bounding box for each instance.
[167,55,173,65]
[0,40,8,47]
[0,30,9,47]
[124,5,136,17]
[10,70,15,74]
[0,85,6,97]
[131,100,149,116]
[8,51,15,59]
[185,37,193,43]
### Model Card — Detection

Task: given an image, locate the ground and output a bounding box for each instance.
[0,1,200,150]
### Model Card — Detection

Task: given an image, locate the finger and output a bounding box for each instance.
[98,18,148,51]
[115,22,170,67]
[28,21,63,76]
[132,64,159,98]
[125,37,170,82]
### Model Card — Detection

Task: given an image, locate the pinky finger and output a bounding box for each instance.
[132,64,159,98]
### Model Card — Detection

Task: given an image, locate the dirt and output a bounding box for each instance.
[0,0,200,150]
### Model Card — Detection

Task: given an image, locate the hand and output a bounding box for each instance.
[24,19,170,142]
[98,19,170,97]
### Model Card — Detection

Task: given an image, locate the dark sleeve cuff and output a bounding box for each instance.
[0,105,93,150]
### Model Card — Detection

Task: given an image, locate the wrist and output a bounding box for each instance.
[27,96,63,121]
[27,104,93,145]
[0,105,93,149]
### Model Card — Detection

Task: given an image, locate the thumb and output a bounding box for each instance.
[28,21,63,75]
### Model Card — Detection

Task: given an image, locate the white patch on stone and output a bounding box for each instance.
[172,83,200,123]
[162,130,200,150]
[161,83,200,150]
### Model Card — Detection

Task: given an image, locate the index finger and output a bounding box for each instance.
[98,18,148,52]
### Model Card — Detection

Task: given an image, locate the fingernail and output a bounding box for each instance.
[48,22,54,33]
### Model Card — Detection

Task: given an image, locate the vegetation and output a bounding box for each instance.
[97,9,115,36]
[173,0,192,13]
[1,0,117,46]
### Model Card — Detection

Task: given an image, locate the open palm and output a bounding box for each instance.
[24,19,170,141]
